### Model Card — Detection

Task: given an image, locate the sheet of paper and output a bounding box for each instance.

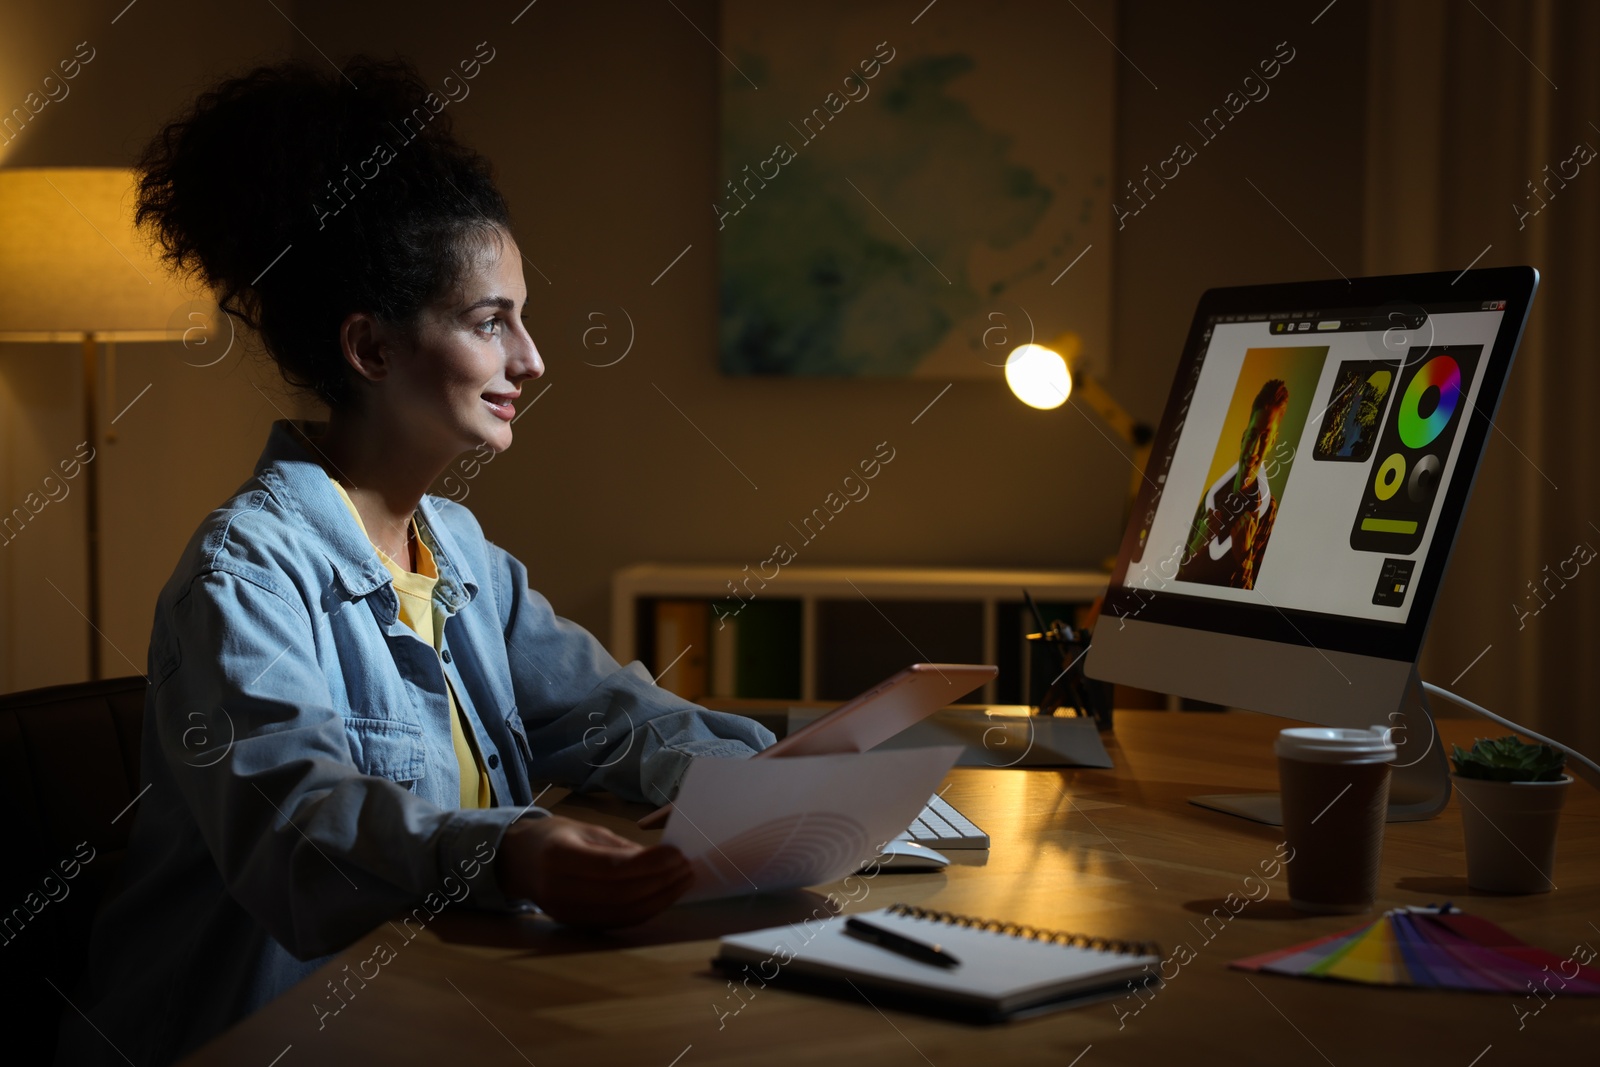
[663,746,962,902]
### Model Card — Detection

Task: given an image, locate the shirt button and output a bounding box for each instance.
[441,648,452,664]
[487,753,500,770]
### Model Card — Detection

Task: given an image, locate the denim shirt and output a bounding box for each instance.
[56,421,774,1065]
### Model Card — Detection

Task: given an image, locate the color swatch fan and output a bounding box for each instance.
[1231,906,1600,992]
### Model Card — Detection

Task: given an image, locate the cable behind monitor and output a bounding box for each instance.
[1421,681,1600,791]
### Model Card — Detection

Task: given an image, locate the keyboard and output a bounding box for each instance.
[897,792,990,849]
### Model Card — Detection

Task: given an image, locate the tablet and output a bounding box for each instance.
[754,663,998,759]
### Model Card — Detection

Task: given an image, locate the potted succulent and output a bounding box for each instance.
[1450,735,1572,894]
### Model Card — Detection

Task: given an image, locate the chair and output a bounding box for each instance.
[0,676,147,1065]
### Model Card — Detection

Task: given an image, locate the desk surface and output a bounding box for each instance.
[183,711,1600,1065]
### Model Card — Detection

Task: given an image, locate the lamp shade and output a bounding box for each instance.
[0,167,209,340]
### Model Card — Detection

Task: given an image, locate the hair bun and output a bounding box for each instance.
[136,54,509,407]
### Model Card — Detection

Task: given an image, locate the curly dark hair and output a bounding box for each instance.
[134,55,511,408]
[1251,378,1290,415]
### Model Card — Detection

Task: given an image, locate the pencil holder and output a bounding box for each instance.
[1025,622,1112,730]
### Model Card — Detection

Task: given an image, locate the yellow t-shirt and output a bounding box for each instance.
[330,479,490,808]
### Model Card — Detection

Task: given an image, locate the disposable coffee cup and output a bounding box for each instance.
[1275,726,1396,914]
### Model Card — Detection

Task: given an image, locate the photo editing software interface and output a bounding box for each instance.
[1120,299,1510,626]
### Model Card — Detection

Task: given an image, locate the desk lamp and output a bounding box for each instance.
[1005,333,1154,561]
[0,167,211,679]
[1004,333,1151,711]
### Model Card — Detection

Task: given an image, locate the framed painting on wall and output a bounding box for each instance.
[717,0,1116,379]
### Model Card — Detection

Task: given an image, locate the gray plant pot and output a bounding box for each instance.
[1451,774,1572,894]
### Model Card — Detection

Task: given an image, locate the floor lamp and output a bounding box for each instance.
[0,168,209,680]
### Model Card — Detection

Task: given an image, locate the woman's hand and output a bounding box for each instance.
[495,816,692,928]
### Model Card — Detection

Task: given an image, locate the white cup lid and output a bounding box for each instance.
[1274,725,1397,763]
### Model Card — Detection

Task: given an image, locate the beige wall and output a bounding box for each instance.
[0,0,1368,692]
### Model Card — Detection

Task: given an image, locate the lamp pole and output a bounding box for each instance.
[82,333,102,680]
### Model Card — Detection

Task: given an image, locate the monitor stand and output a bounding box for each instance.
[1189,667,1452,826]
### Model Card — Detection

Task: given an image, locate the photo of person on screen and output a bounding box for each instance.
[1177,379,1291,590]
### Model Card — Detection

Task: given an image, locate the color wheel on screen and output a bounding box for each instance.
[1349,345,1482,556]
[1398,355,1462,449]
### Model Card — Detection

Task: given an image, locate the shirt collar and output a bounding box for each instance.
[253,420,479,609]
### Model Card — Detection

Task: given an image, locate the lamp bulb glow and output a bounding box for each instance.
[1005,343,1072,410]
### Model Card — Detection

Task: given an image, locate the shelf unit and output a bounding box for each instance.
[611,563,1111,705]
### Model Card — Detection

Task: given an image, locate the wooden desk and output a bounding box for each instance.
[182,712,1600,1064]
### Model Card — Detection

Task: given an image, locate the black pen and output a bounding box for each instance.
[844,917,961,969]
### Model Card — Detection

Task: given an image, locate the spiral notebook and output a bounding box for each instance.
[713,904,1162,1023]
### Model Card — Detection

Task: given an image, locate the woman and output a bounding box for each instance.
[57,56,773,1065]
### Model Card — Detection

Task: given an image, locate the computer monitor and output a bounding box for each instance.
[1086,266,1540,824]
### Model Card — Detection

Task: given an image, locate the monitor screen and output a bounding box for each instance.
[1100,267,1539,666]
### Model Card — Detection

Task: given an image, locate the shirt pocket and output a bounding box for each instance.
[343,716,428,785]
[503,709,534,767]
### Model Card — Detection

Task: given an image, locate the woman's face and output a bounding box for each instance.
[384,227,543,456]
